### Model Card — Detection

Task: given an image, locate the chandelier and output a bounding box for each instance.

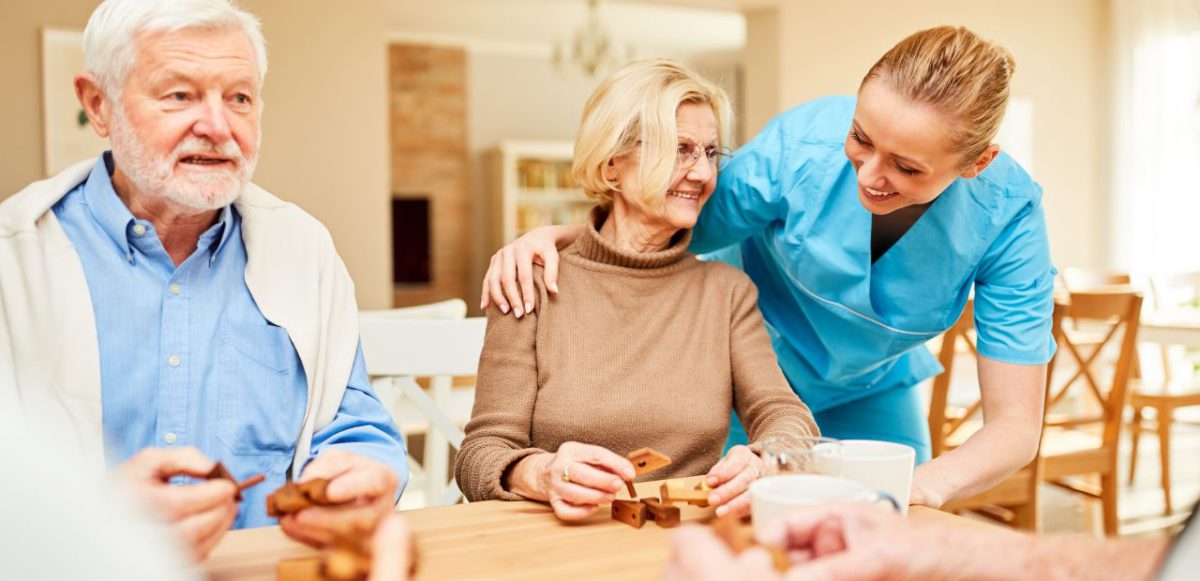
[553,0,634,77]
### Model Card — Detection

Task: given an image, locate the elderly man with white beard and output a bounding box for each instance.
[0,0,407,560]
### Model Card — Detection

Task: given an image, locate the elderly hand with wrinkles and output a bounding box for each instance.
[114,447,239,560]
[704,444,763,518]
[505,441,636,521]
[279,449,401,547]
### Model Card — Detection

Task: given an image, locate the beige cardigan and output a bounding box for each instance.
[0,159,361,476]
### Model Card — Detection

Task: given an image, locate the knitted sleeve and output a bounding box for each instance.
[453,298,548,502]
[727,278,820,445]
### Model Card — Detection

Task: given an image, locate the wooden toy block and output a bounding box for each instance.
[276,556,323,581]
[661,480,711,507]
[640,498,681,528]
[266,478,335,517]
[627,447,672,475]
[710,515,789,572]
[611,499,648,529]
[321,545,371,581]
[625,480,638,499]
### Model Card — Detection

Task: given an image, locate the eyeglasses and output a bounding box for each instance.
[677,141,734,172]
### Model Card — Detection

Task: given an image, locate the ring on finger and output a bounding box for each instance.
[562,462,572,483]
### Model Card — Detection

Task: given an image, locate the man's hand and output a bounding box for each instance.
[115,447,238,560]
[667,503,989,581]
[280,449,400,547]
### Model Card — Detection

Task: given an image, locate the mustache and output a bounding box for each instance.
[172,136,246,164]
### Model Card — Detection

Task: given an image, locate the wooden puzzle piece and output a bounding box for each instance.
[205,462,264,501]
[710,515,789,572]
[266,478,335,517]
[627,448,672,475]
[640,498,681,528]
[660,480,711,507]
[611,499,648,529]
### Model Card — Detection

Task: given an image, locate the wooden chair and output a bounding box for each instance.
[359,313,486,507]
[1040,289,1143,536]
[930,300,1067,531]
[1128,272,1200,516]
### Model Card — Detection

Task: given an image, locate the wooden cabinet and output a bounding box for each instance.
[487,140,593,246]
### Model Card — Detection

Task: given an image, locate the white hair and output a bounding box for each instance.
[83,0,268,98]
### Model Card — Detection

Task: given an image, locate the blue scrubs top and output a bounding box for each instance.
[692,96,1057,420]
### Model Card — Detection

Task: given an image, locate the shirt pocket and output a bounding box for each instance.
[217,319,305,456]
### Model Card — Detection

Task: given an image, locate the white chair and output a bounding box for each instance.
[360,298,468,320]
[360,313,486,507]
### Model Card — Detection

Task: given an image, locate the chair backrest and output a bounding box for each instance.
[1049,289,1144,448]
[359,316,486,377]
[360,298,468,321]
[929,300,1068,458]
[1059,268,1132,292]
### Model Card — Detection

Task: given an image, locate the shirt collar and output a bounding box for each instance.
[82,151,237,267]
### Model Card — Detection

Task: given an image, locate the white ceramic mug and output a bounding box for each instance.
[837,440,916,515]
[749,474,900,539]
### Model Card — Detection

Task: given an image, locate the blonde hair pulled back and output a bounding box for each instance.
[862,26,1015,161]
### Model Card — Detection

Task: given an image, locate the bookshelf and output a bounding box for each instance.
[487,140,593,247]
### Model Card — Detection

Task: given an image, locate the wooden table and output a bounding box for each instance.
[206,478,991,580]
[1140,314,1200,348]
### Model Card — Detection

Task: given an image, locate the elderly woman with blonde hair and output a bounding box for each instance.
[454,60,819,521]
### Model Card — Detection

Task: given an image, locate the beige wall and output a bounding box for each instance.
[749,0,1111,269]
[0,1,99,197]
[0,0,393,309]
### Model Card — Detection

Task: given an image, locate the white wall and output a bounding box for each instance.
[748,0,1111,269]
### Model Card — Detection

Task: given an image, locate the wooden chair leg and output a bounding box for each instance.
[1128,405,1144,485]
[1101,472,1120,537]
[1011,499,1040,532]
[1156,404,1174,516]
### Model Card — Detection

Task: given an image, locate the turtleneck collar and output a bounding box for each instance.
[570,206,693,270]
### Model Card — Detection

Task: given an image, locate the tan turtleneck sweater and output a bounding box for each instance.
[455,209,819,502]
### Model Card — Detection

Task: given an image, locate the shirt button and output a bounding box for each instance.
[163,432,177,444]
[132,224,147,236]
[169,283,182,295]
[168,355,181,367]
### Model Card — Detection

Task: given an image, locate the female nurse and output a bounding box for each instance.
[480,26,1056,509]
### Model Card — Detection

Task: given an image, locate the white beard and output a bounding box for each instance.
[108,107,258,212]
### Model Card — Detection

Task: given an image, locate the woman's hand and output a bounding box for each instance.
[481,224,584,317]
[704,445,763,518]
[510,442,635,521]
[908,478,946,509]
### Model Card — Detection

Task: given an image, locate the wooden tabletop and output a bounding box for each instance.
[206,477,990,581]
[1141,313,1200,347]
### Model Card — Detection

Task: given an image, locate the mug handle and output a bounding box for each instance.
[866,491,902,513]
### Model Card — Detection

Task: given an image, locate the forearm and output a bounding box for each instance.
[919,358,1045,505]
[925,526,1165,580]
[915,414,1039,504]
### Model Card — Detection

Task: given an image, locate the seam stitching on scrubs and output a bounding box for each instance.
[770,239,945,337]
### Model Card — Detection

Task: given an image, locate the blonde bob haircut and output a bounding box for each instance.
[862,25,1015,163]
[572,59,734,209]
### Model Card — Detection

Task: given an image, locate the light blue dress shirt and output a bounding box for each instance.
[693,97,1057,458]
[53,153,407,528]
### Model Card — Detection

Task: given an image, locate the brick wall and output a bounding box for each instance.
[389,44,471,307]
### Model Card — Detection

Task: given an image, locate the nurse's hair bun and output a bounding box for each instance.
[862,26,1015,164]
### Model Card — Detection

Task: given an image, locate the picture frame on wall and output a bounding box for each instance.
[42,28,108,177]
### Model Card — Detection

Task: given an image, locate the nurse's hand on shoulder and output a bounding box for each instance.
[280,449,400,547]
[481,224,584,316]
[705,445,763,518]
[509,441,636,521]
[114,446,238,560]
